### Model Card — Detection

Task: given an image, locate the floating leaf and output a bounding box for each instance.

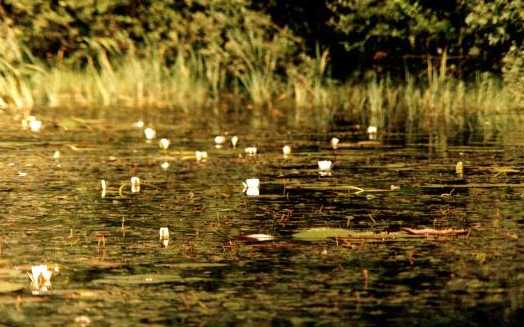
[293,227,351,241]
[0,281,24,293]
[0,268,25,278]
[91,273,209,286]
[92,274,183,285]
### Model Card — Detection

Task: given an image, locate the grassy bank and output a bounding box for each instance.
[0,49,519,133]
[2,0,523,137]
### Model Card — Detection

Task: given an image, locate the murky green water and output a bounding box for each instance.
[0,108,524,326]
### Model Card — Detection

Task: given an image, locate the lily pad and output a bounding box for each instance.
[0,281,24,293]
[293,227,352,241]
[0,268,25,278]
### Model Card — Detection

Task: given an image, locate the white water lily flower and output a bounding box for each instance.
[133,120,145,128]
[160,161,170,170]
[231,136,239,148]
[331,137,340,149]
[130,176,141,193]
[318,160,333,171]
[282,145,291,156]
[100,179,107,198]
[246,188,260,196]
[159,138,170,150]
[367,126,378,140]
[159,227,169,247]
[74,316,92,326]
[214,135,226,145]
[22,116,40,131]
[29,119,43,133]
[53,150,60,160]
[195,151,208,162]
[29,265,53,294]
[144,127,156,140]
[244,147,257,156]
[242,178,260,196]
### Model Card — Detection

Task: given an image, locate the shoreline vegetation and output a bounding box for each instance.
[1,1,524,132]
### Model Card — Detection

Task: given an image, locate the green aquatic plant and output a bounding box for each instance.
[293,227,351,241]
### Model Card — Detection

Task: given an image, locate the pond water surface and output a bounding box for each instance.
[0,108,524,326]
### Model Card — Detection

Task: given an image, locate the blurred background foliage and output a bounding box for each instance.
[259,0,524,78]
[0,0,302,74]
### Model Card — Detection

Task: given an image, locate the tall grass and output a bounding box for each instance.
[0,24,520,136]
[27,51,212,110]
[289,47,331,109]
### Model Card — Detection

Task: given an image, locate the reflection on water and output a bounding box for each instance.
[0,108,523,325]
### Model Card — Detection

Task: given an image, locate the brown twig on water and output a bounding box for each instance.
[401,227,469,236]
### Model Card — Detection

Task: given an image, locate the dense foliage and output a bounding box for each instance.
[260,0,524,77]
[1,0,524,78]
[0,0,303,80]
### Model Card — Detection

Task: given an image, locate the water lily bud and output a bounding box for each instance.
[456,161,464,175]
[144,127,156,140]
[130,176,141,193]
[159,138,170,150]
[244,147,257,156]
[331,137,340,149]
[367,126,378,140]
[100,179,107,198]
[160,161,170,170]
[231,136,238,147]
[282,145,291,156]
[159,227,169,247]
[195,151,208,162]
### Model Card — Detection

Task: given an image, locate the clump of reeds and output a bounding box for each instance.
[0,19,521,137]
